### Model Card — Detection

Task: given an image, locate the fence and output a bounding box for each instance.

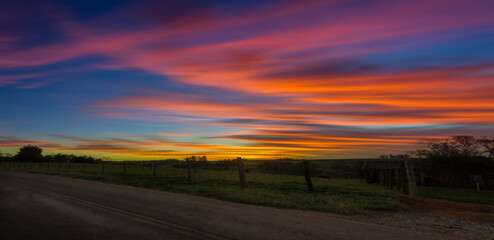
[0,158,319,192]
[0,158,423,198]
[361,159,418,198]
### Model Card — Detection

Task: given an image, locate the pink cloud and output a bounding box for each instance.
[2,0,494,158]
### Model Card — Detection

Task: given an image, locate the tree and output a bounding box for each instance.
[478,137,494,160]
[415,136,492,189]
[16,145,43,162]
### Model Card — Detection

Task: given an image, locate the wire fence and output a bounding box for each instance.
[0,158,369,192]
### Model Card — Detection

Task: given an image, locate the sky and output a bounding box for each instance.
[1,0,493,160]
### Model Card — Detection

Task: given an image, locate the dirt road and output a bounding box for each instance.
[0,170,461,240]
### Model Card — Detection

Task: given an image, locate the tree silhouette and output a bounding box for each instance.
[415,136,492,189]
[16,145,43,162]
[478,137,494,160]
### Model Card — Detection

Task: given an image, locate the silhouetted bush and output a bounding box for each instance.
[213,160,234,170]
[16,145,43,162]
[43,153,101,163]
[164,159,180,166]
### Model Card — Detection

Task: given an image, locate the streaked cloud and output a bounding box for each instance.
[0,0,493,159]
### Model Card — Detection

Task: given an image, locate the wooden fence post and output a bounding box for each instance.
[186,158,192,183]
[404,161,418,199]
[303,160,314,192]
[403,169,409,194]
[237,157,247,188]
[101,161,105,175]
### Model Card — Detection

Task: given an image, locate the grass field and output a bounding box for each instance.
[418,186,494,205]
[0,162,397,215]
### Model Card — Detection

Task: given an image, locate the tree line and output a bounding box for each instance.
[2,135,494,189]
[414,136,494,189]
[0,145,103,163]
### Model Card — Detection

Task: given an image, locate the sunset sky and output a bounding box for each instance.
[1,0,493,160]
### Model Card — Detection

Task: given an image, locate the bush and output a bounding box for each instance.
[16,145,43,162]
[44,153,100,163]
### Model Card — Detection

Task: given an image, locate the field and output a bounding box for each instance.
[0,161,397,215]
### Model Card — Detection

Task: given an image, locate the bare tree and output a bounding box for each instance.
[478,137,494,160]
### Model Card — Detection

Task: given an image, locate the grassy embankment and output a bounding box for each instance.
[0,162,397,215]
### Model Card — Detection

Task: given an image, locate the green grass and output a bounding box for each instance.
[0,162,397,215]
[418,186,494,205]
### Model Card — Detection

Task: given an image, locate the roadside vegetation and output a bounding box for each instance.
[0,161,397,215]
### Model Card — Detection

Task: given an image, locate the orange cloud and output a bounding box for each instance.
[2,0,493,159]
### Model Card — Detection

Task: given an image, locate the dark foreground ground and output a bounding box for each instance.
[0,170,475,240]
